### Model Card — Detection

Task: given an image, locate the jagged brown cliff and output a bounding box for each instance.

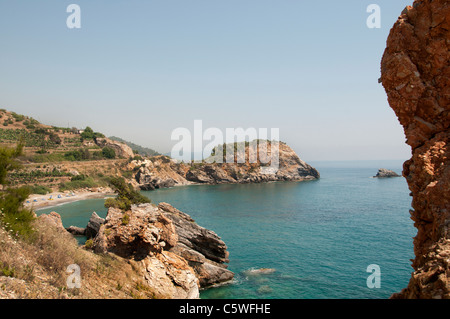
[380,0,450,298]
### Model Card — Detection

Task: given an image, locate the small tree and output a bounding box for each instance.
[104,177,150,211]
[0,143,35,239]
[80,126,94,139]
[49,133,62,145]
[0,143,23,185]
[102,147,116,159]
[80,127,104,140]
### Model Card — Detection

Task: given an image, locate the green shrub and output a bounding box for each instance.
[28,185,52,195]
[30,153,65,163]
[70,174,86,181]
[0,143,36,240]
[0,262,16,277]
[84,239,94,249]
[0,128,57,149]
[80,127,94,139]
[121,214,130,225]
[102,147,116,159]
[121,170,133,179]
[10,112,25,122]
[104,177,150,211]
[0,187,35,239]
[58,177,98,191]
[80,127,104,140]
[49,133,61,145]
[0,143,23,185]
[64,148,91,161]
[92,151,103,160]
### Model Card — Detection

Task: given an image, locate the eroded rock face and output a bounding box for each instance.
[93,204,178,259]
[37,212,67,233]
[93,204,198,298]
[380,0,450,298]
[158,202,234,287]
[92,203,234,298]
[94,137,135,159]
[85,212,105,239]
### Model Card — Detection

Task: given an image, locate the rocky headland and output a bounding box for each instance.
[128,141,320,191]
[67,201,234,298]
[380,0,449,298]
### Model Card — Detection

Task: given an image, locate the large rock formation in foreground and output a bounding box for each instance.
[91,202,233,298]
[130,141,319,191]
[380,0,450,298]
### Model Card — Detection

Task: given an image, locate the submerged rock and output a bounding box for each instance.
[244,268,276,276]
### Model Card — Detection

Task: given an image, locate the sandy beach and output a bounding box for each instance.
[25,189,116,210]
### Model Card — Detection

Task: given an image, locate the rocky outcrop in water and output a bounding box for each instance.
[66,212,105,238]
[85,212,105,239]
[380,0,450,299]
[128,141,319,190]
[373,168,401,178]
[90,202,233,298]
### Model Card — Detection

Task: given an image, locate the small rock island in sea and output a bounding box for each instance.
[373,168,401,178]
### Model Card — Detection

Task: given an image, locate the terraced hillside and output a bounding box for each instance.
[0,110,144,194]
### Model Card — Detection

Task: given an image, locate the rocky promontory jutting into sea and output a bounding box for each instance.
[129,141,320,191]
[62,140,319,298]
[90,202,234,298]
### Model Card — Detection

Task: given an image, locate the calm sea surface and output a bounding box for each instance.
[37,160,415,299]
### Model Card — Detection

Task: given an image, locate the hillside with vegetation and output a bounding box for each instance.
[0,132,230,299]
[0,109,159,195]
[0,141,170,298]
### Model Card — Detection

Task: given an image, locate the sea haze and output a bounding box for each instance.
[37,160,415,299]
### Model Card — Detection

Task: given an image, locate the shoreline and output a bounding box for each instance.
[25,190,116,211]
[29,177,319,211]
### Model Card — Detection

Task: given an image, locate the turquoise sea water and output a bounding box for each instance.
[37,160,415,299]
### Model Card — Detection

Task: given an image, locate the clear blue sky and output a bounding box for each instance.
[0,0,413,161]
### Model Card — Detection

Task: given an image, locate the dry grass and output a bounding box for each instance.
[0,214,157,299]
